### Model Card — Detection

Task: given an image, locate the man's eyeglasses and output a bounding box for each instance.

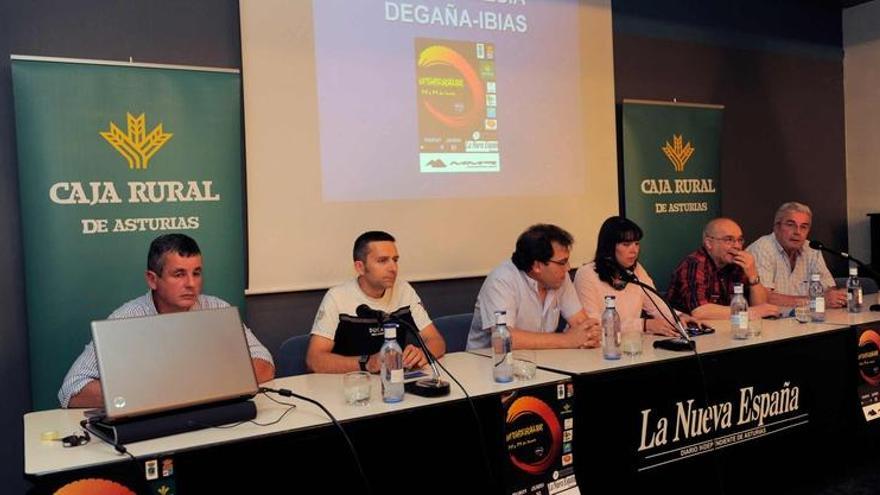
[545,258,570,267]
[779,220,810,232]
[707,235,745,246]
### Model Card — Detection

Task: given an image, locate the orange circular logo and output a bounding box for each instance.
[54,478,136,495]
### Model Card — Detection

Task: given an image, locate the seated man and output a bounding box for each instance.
[306,231,446,373]
[746,201,846,308]
[667,218,779,320]
[466,224,601,350]
[58,233,275,408]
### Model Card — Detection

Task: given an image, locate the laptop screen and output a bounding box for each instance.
[91,306,258,421]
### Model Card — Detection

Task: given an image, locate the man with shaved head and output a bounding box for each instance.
[667,218,779,320]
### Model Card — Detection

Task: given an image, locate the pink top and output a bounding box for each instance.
[573,261,675,328]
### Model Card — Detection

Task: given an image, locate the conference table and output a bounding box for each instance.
[25,352,576,494]
[25,302,880,494]
[470,299,880,494]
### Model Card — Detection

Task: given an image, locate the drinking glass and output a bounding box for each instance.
[513,350,537,380]
[621,320,644,356]
[343,371,372,406]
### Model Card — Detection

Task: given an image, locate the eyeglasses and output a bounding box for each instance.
[707,235,745,246]
[778,220,810,232]
[545,258,570,267]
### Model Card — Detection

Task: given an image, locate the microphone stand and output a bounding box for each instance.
[379,312,451,397]
[622,272,695,352]
[810,240,880,311]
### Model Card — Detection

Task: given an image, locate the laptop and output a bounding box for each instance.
[91,306,259,422]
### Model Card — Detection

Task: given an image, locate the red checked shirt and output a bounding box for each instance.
[666,247,750,313]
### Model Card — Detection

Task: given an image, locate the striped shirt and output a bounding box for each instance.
[746,233,835,296]
[57,291,273,408]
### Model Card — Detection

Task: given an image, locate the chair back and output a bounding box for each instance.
[432,313,473,353]
[276,334,311,377]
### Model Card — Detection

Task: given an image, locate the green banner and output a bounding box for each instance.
[12,58,245,410]
[621,100,723,292]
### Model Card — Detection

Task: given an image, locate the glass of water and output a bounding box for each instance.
[620,320,644,356]
[343,371,372,406]
[795,298,811,324]
[513,350,537,380]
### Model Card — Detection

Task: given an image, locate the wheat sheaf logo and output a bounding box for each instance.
[100,113,173,169]
[661,134,694,172]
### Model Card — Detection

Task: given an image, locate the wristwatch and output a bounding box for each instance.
[358,354,369,372]
[748,275,761,286]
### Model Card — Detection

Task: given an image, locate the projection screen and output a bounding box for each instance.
[241,0,618,293]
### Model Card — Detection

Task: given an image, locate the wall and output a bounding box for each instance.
[843,0,880,265]
[613,0,848,276]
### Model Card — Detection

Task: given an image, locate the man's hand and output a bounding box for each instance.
[824,287,848,309]
[402,344,428,369]
[729,248,758,280]
[562,317,601,349]
[749,303,780,319]
[648,313,697,338]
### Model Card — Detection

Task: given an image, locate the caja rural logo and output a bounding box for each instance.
[48,111,216,235]
[661,134,694,172]
[100,112,173,169]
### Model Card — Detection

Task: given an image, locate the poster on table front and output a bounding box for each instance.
[502,380,579,495]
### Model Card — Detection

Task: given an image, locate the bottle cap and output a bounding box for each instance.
[811,273,821,281]
[733,283,744,294]
[604,295,616,308]
[495,311,507,326]
[850,267,858,276]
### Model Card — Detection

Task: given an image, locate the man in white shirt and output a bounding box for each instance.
[746,202,846,309]
[467,224,600,350]
[306,231,446,373]
[58,234,275,408]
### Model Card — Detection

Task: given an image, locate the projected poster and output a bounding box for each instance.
[416,38,500,173]
[312,0,584,201]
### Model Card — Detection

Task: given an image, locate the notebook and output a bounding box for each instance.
[91,306,258,422]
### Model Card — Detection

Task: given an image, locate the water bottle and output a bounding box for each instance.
[808,273,825,322]
[491,310,513,383]
[847,267,864,313]
[601,296,621,360]
[730,283,749,340]
[379,323,404,402]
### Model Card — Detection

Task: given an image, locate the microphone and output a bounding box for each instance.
[808,240,862,264]
[620,269,695,351]
[355,304,450,397]
[355,304,389,322]
[600,256,629,290]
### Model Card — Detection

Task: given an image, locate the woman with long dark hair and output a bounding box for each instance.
[574,216,688,336]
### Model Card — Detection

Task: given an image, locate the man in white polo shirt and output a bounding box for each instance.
[467,224,600,350]
[306,231,446,373]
